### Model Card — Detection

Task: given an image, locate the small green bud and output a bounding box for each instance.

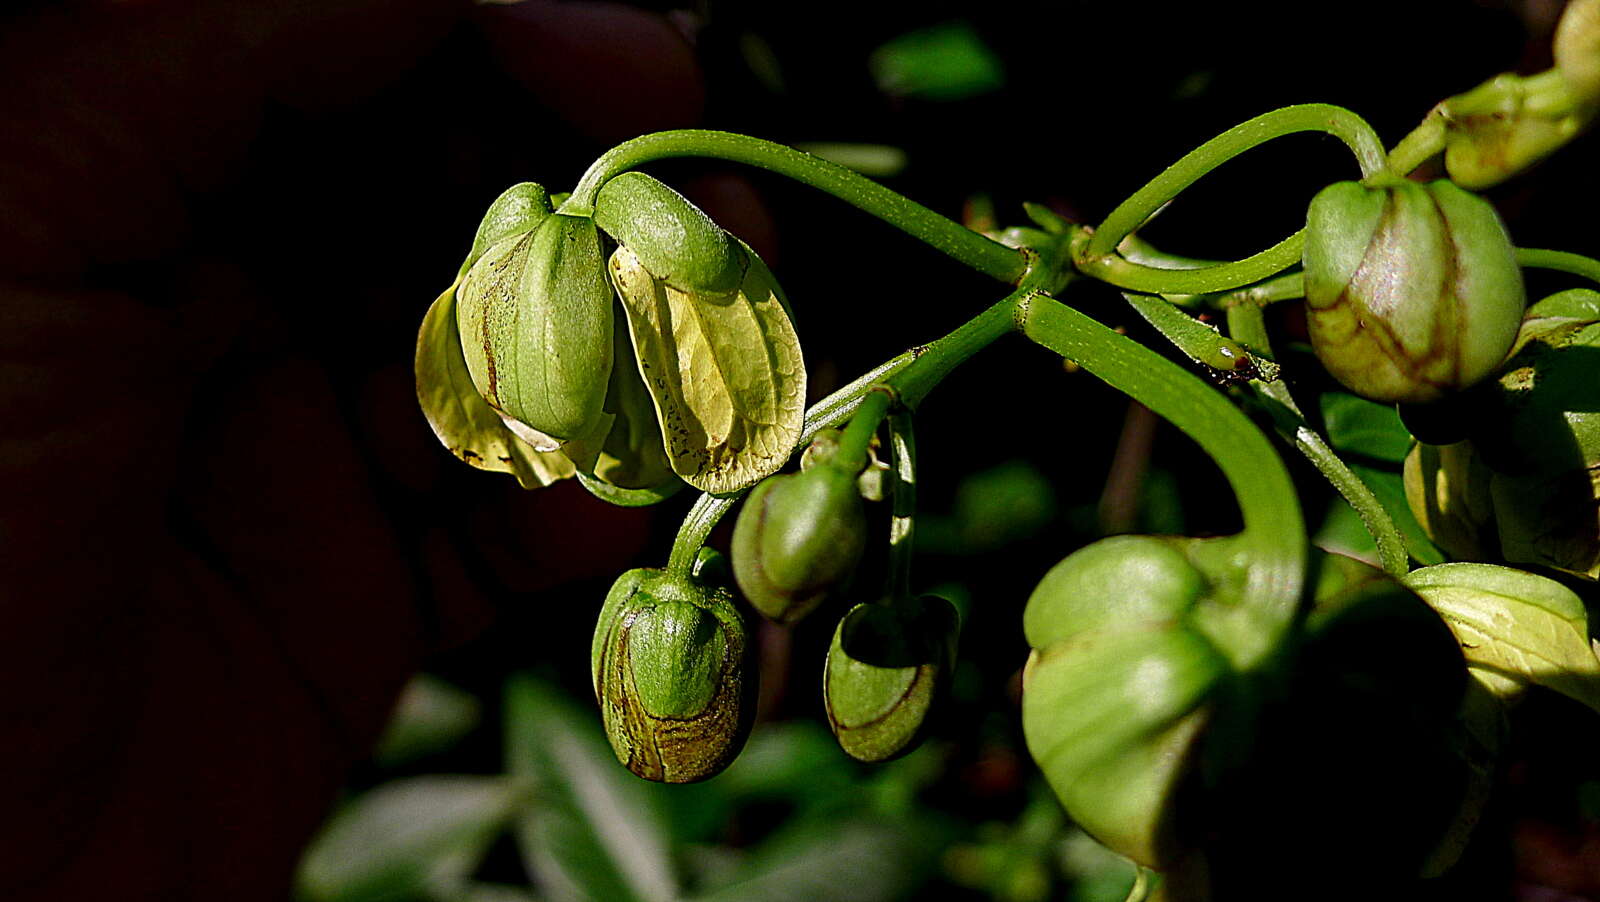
[823,595,959,763]
[591,568,753,783]
[1437,70,1595,190]
[731,448,869,624]
[1404,440,1498,562]
[594,172,746,294]
[457,212,615,442]
[1303,178,1525,403]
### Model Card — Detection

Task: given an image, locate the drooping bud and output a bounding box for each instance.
[594,172,746,294]
[415,183,577,488]
[731,430,869,624]
[591,568,753,783]
[456,212,615,442]
[1020,535,1226,868]
[1302,179,1524,403]
[823,595,959,762]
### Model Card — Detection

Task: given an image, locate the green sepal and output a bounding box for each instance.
[457,212,615,442]
[415,276,575,489]
[460,182,552,277]
[591,568,754,783]
[1023,535,1207,649]
[610,238,806,494]
[594,171,746,294]
[823,595,959,763]
[1438,70,1596,190]
[566,316,683,505]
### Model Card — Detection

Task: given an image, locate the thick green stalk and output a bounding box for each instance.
[1225,305,1409,577]
[1018,293,1307,669]
[567,130,1029,284]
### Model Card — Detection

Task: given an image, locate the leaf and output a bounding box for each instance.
[371,674,482,769]
[869,21,1005,101]
[1320,392,1413,463]
[1403,562,1600,713]
[503,675,679,902]
[295,776,528,902]
[687,814,943,902]
[611,243,805,495]
[415,279,575,489]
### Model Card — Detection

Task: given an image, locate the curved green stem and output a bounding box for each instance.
[1224,304,1409,577]
[1517,247,1600,286]
[1079,104,1385,295]
[836,388,893,473]
[1019,293,1306,669]
[567,130,1029,284]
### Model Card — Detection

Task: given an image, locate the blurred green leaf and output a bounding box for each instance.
[296,776,527,902]
[373,674,482,768]
[503,675,679,902]
[1320,392,1413,463]
[688,813,945,902]
[793,143,909,177]
[870,22,1005,101]
[921,460,1056,554]
[711,721,856,806]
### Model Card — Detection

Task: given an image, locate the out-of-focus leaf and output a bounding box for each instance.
[1059,828,1141,902]
[296,776,527,902]
[870,22,1005,101]
[710,721,854,807]
[1348,462,1445,565]
[792,143,909,177]
[1320,392,1413,463]
[920,461,1056,554]
[447,884,543,902]
[611,243,805,494]
[371,674,482,769]
[415,279,575,489]
[1403,563,1600,713]
[688,814,944,902]
[1312,496,1381,565]
[503,675,678,902]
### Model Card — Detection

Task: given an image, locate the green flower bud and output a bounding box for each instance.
[456,212,615,442]
[591,568,753,783]
[1556,0,1600,100]
[1438,70,1596,190]
[731,439,869,624]
[1020,535,1227,868]
[594,172,746,294]
[822,595,959,763]
[1303,179,1524,403]
[1404,440,1498,562]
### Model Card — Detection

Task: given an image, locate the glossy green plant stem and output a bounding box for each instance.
[1080,104,1387,294]
[568,130,1029,284]
[1225,305,1409,577]
[1386,112,1446,177]
[887,408,917,601]
[1517,247,1600,285]
[665,354,917,577]
[1019,293,1307,669]
[1219,271,1305,308]
[836,388,893,473]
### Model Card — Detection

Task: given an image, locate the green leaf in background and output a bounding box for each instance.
[686,814,946,902]
[870,22,1005,101]
[1320,392,1413,463]
[503,675,679,902]
[792,143,909,178]
[372,674,483,769]
[295,776,529,902]
[919,460,1057,554]
[1403,562,1600,713]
